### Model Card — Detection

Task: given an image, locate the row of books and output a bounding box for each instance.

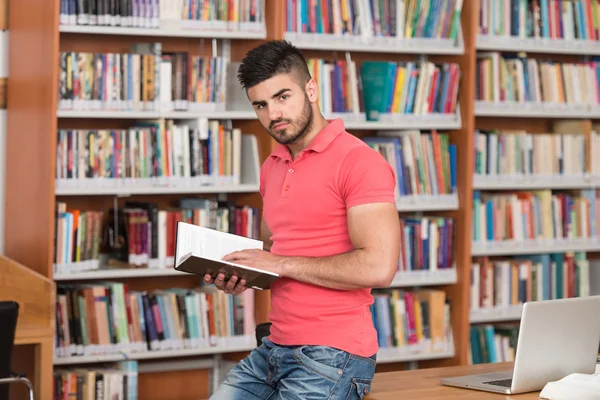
[54,198,259,271]
[60,0,264,28]
[470,252,591,312]
[285,0,463,40]
[360,61,461,119]
[54,283,255,358]
[476,52,600,106]
[58,47,228,112]
[398,217,455,272]
[54,361,138,400]
[364,131,457,198]
[472,189,599,242]
[55,119,242,183]
[473,129,587,177]
[479,0,600,41]
[469,324,518,365]
[372,288,452,353]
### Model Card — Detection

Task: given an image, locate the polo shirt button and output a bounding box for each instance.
[285,185,289,191]
[289,168,294,173]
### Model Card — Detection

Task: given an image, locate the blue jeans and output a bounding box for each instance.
[210,337,376,399]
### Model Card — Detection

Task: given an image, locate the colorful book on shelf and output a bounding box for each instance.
[472,189,599,243]
[479,0,600,41]
[285,0,463,40]
[54,282,256,358]
[174,222,278,290]
[371,288,451,352]
[470,252,590,312]
[360,60,460,121]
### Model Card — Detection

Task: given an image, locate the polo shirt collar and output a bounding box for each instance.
[271,118,345,161]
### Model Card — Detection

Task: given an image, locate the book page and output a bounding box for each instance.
[175,222,263,267]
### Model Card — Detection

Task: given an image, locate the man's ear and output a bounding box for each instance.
[305,78,319,103]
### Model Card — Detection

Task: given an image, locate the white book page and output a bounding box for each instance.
[175,222,263,267]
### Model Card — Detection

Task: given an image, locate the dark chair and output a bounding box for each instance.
[0,301,34,400]
[255,322,272,347]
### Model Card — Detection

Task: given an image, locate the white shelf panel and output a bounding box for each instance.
[377,342,455,364]
[57,109,258,120]
[476,34,600,55]
[56,109,461,130]
[473,174,597,190]
[54,343,256,365]
[471,238,600,256]
[388,268,457,288]
[343,112,462,131]
[396,193,459,212]
[470,305,523,324]
[475,101,598,118]
[284,30,464,55]
[55,182,259,196]
[54,267,184,281]
[59,24,267,39]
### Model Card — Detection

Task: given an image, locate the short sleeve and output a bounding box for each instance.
[338,144,397,209]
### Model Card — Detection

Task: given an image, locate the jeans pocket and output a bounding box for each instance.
[345,378,372,400]
[292,346,349,382]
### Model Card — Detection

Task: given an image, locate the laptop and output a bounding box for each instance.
[441,295,600,394]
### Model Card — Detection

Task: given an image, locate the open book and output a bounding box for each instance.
[539,372,600,400]
[174,222,279,290]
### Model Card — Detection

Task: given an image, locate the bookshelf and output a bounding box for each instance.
[16,0,597,396]
[468,0,600,365]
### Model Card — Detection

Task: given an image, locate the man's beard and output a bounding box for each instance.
[268,95,313,145]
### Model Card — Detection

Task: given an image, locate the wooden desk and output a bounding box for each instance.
[367,362,539,400]
[0,256,54,400]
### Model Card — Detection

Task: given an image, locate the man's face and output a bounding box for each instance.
[247,73,313,145]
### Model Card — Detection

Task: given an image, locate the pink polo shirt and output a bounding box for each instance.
[260,118,396,357]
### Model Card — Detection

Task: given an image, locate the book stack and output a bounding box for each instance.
[372,288,453,356]
[286,0,463,40]
[479,0,600,40]
[54,283,256,360]
[476,52,600,109]
[472,189,599,243]
[474,129,587,179]
[60,0,265,31]
[54,361,138,399]
[364,130,457,199]
[53,198,260,275]
[58,47,228,112]
[398,217,455,273]
[55,119,243,189]
[470,252,591,313]
[469,323,519,365]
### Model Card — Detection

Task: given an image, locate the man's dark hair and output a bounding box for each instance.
[237,40,311,90]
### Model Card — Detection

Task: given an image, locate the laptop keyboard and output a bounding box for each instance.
[482,378,512,388]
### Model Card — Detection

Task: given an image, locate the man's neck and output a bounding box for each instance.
[287,113,329,160]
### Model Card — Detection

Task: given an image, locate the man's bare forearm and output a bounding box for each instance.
[279,249,395,290]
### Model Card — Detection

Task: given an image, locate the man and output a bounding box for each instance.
[206,40,401,399]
